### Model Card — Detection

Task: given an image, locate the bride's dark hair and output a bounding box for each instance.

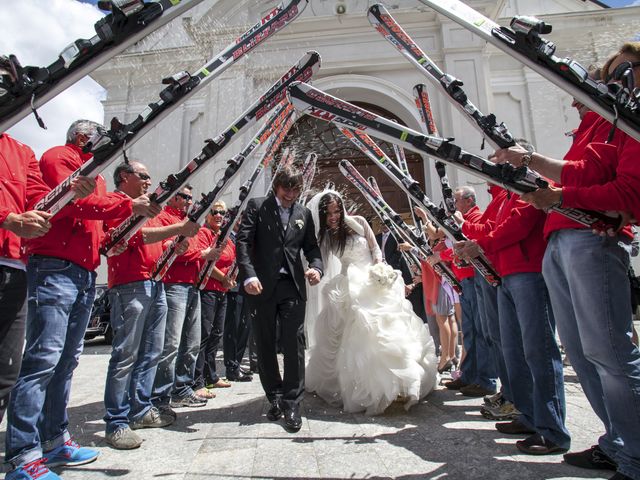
[318,192,348,256]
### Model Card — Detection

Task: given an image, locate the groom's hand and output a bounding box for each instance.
[245,279,263,295]
[305,268,321,286]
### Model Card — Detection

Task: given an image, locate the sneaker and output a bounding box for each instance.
[481,400,520,421]
[6,459,61,480]
[43,439,99,468]
[169,393,207,408]
[157,404,177,420]
[484,391,503,407]
[105,426,143,450]
[460,383,496,398]
[563,445,617,471]
[131,407,175,430]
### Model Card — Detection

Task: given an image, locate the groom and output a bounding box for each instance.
[236,163,323,432]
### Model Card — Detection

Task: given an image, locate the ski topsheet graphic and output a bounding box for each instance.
[0,0,205,132]
[32,0,308,218]
[287,82,622,236]
[369,3,515,150]
[152,102,294,281]
[101,51,319,256]
[417,0,640,142]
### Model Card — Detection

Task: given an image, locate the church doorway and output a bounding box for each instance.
[276,102,427,224]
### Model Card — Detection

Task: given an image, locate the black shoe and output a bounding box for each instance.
[609,473,633,480]
[284,405,302,432]
[240,367,254,376]
[444,378,468,390]
[516,433,568,455]
[227,372,253,382]
[495,419,536,435]
[266,399,283,421]
[563,445,617,471]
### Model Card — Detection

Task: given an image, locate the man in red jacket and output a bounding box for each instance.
[443,186,497,399]
[103,161,199,450]
[4,120,159,480]
[493,43,640,480]
[152,186,217,409]
[0,132,94,430]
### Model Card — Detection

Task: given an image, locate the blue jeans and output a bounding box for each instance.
[194,290,227,388]
[5,256,95,466]
[497,272,570,449]
[544,230,640,478]
[104,280,167,434]
[474,275,509,401]
[459,277,496,391]
[152,283,201,404]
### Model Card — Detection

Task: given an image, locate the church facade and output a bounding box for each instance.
[91,0,639,211]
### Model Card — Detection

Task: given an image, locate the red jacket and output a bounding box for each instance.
[461,186,508,265]
[546,111,639,240]
[441,205,483,281]
[475,193,547,276]
[27,143,132,271]
[0,134,50,262]
[156,206,204,285]
[105,192,164,288]
[201,229,236,293]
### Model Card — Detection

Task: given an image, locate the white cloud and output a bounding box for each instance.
[0,0,106,158]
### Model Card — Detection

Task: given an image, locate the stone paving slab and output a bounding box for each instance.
[0,339,613,479]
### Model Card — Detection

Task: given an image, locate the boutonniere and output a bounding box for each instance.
[295,219,304,229]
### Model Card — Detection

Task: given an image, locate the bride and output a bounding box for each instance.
[305,190,437,415]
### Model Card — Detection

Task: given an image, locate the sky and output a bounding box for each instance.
[1,0,638,157]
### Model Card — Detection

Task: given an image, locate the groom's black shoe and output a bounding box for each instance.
[284,405,302,432]
[266,399,283,421]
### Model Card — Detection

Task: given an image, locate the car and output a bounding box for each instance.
[85,284,113,344]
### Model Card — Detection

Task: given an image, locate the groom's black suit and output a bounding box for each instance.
[236,193,323,410]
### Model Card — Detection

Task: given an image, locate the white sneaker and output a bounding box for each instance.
[105,426,143,450]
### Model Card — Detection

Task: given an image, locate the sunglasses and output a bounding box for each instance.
[604,61,640,83]
[131,171,151,181]
[210,209,226,216]
[176,192,193,201]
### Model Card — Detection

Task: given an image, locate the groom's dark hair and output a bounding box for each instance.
[272,164,303,191]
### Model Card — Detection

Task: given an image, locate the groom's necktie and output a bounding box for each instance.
[279,205,292,232]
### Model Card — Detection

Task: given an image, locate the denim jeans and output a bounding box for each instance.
[459,277,496,391]
[474,275,509,401]
[194,290,227,388]
[497,272,570,449]
[152,283,201,404]
[0,265,27,423]
[5,256,95,466]
[544,230,640,478]
[104,280,167,434]
[224,291,251,376]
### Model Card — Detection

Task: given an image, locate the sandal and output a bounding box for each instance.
[195,387,216,399]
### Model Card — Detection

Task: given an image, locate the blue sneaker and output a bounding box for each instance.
[43,439,99,468]
[5,459,61,479]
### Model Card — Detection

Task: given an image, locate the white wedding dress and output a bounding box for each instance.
[305,213,437,415]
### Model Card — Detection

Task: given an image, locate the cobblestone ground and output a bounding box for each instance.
[0,339,612,480]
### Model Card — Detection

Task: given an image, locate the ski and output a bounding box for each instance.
[288,81,622,233]
[413,84,456,216]
[300,152,318,203]
[340,128,480,287]
[196,107,297,289]
[367,175,422,275]
[102,51,319,255]
[340,159,461,291]
[369,3,515,150]
[31,0,308,217]
[391,143,428,232]
[417,0,640,142]
[152,102,294,280]
[0,0,205,132]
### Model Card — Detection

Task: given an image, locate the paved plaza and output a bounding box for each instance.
[0,339,613,480]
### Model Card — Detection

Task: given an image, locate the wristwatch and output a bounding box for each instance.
[521,152,533,167]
